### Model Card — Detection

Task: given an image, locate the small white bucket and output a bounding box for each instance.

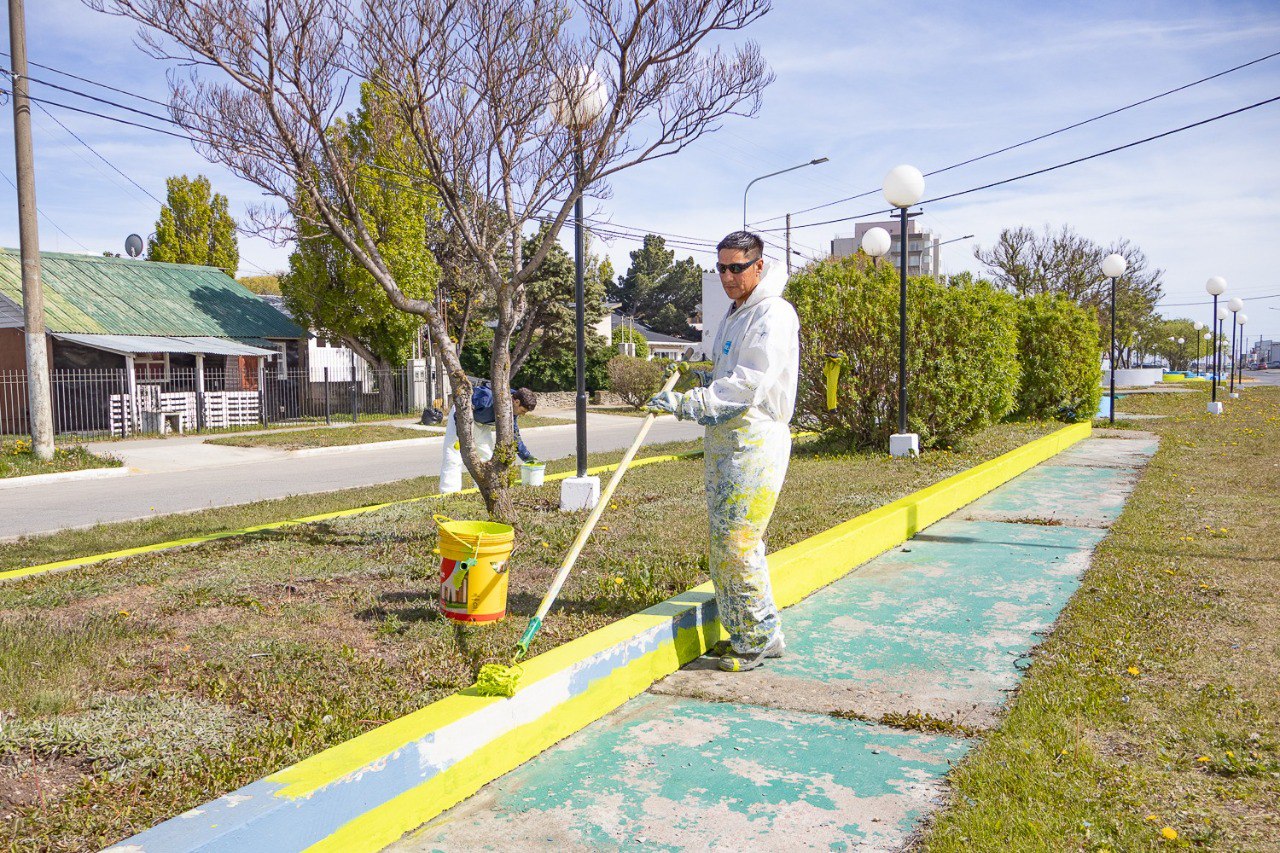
[519,462,546,487]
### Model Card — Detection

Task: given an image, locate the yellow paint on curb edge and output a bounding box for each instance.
[0,451,706,584]
[265,421,1090,852]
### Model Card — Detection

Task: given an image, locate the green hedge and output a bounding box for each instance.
[786,256,1020,450]
[1014,294,1101,421]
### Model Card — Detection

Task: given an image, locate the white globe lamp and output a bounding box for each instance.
[882,165,924,209]
[1101,254,1127,279]
[861,227,891,259]
[549,67,608,129]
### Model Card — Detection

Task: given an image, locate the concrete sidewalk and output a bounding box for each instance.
[0,413,700,540]
[392,431,1157,851]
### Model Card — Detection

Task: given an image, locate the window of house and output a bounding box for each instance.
[135,352,167,382]
[272,342,288,379]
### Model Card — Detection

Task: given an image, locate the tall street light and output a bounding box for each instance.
[742,157,828,230]
[1205,276,1226,413]
[1101,253,1127,425]
[551,66,608,511]
[1227,296,1244,397]
[884,165,925,457]
[1177,337,1185,372]
[1235,309,1248,390]
[1193,321,1204,373]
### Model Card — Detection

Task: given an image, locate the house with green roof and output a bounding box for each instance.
[0,250,306,435]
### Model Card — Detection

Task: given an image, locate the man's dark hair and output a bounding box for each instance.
[716,230,764,256]
[512,387,537,411]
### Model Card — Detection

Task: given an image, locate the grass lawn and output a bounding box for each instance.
[204,424,432,450]
[0,420,1060,849]
[923,386,1280,851]
[585,405,654,418]
[0,440,121,480]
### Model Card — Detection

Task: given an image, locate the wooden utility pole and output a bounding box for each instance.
[8,0,54,459]
[785,213,792,276]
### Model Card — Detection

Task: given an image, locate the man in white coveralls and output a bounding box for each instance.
[645,230,799,672]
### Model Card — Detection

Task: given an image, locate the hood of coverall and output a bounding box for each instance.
[733,259,789,313]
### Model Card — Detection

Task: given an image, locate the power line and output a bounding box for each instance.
[1160,292,1280,307]
[0,169,92,252]
[772,93,1280,233]
[0,49,173,111]
[31,101,164,205]
[753,48,1280,227]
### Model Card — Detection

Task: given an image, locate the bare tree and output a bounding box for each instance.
[975,224,1163,354]
[89,0,773,521]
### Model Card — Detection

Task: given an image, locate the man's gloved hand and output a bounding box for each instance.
[524,458,540,466]
[663,362,690,378]
[644,390,682,415]
[689,369,713,388]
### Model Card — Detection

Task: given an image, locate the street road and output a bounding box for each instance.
[2,414,702,540]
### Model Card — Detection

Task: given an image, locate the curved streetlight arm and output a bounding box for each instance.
[743,157,829,230]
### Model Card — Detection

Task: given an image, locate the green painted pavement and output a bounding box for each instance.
[400,693,967,851]
[391,435,1157,851]
[761,517,1106,722]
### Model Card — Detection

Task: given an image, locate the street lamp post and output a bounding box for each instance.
[1193,321,1203,373]
[1236,310,1248,388]
[1102,253,1127,425]
[1205,276,1226,413]
[742,157,829,230]
[1177,337,1185,372]
[1203,332,1212,374]
[883,165,925,457]
[1227,297,1244,397]
[551,66,608,511]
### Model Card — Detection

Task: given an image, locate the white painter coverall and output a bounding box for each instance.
[439,414,496,493]
[671,261,799,653]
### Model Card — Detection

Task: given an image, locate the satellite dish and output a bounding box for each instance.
[124,234,144,258]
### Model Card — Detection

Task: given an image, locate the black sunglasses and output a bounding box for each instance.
[716,256,761,275]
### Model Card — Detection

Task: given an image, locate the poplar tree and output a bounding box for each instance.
[147,174,239,273]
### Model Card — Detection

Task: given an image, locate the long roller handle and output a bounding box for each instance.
[515,370,683,658]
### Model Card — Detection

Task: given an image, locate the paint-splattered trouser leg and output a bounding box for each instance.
[705,420,792,654]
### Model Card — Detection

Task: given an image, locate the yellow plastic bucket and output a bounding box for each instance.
[434,514,515,623]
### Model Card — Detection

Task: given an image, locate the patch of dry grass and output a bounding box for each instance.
[924,386,1280,851]
[0,421,1057,849]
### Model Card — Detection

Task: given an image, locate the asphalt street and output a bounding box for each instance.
[2,413,702,540]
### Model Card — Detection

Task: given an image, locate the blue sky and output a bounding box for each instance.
[3,0,1279,339]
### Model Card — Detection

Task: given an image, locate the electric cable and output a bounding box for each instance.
[770,93,1280,233]
[752,48,1280,226]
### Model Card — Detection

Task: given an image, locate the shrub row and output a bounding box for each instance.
[786,256,1100,450]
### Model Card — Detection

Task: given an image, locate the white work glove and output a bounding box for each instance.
[644,390,683,415]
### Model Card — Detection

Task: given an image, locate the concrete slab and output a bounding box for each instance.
[658,518,1103,728]
[958,460,1139,528]
[395,693,967,852]
[1050,436,1160,470]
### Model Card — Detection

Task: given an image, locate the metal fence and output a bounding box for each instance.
[0,364,428,440]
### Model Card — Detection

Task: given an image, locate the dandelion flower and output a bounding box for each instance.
[1128,666,1140,675]
[1145,815,1158,822]
[614,577,623,585]
[539,541,549,548]
[1161,827,1178,840]
[609,503,618,509]
[1196,755,1211,762]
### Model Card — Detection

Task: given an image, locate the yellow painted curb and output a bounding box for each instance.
[113,422,1091,852]
[1,450,706,585]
